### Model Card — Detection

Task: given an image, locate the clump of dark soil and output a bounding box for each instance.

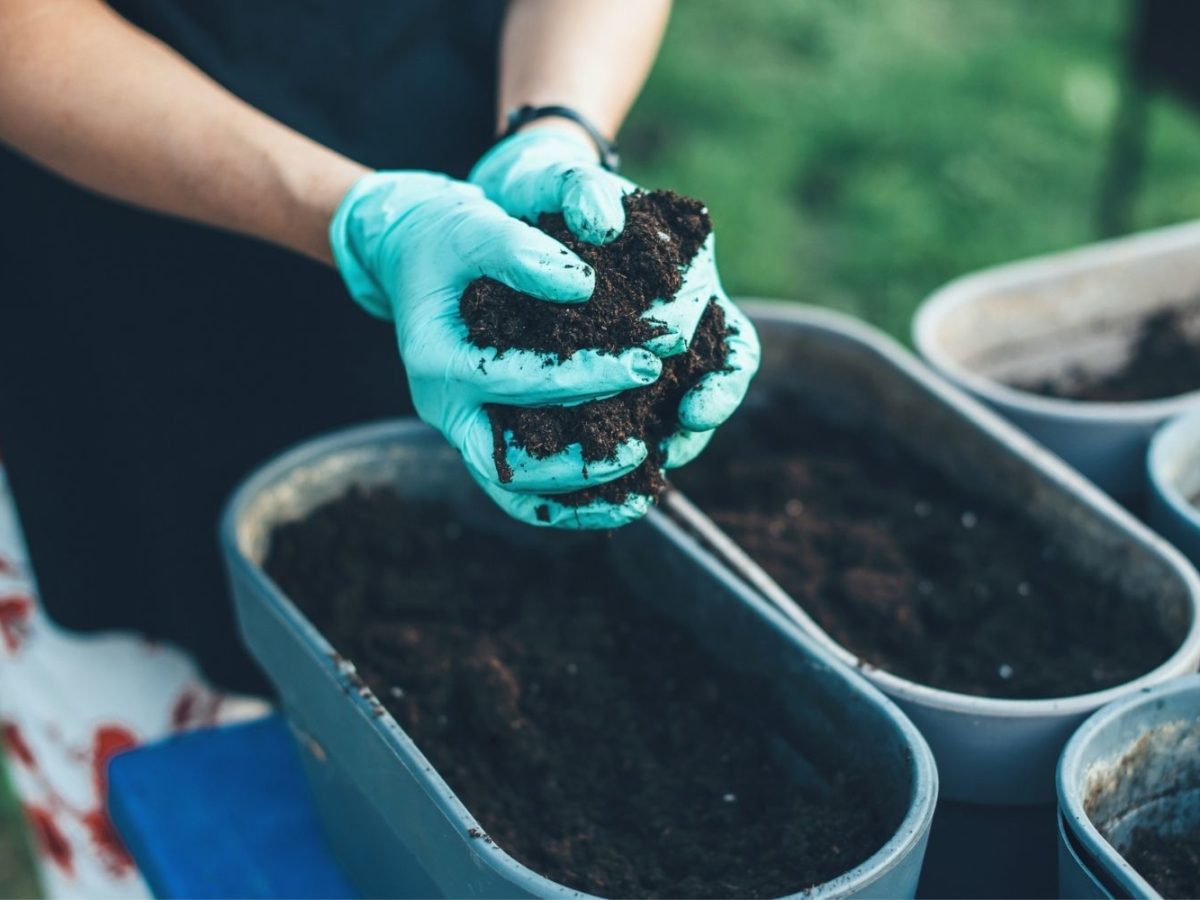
[1125,827,1200,899]
[491,300,731,507]
[460,191,730,505]
[263,486,888,899]
[1014,304,1200,402]
[671,400,1177,699]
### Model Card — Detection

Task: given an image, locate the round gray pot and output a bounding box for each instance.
[1057,673,1200,898]
[1148,408,1200,566]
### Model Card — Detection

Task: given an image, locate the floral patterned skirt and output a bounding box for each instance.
[0,463,267,899]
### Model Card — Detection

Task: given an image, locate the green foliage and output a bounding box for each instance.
[624,0,1200,341]
[0,768,37,900]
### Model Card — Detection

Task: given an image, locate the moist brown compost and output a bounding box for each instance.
[671,399,1177,699]
[460,191,729,504]
[1014,304,1200,402]
[263,486,889,898]
[1126,827,1200,899]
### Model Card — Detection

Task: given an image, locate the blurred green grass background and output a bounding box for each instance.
[4,0,1200,896]
[624,0,1200,339]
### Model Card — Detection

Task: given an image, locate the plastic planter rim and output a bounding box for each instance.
[1056,672,1200,899]
[650,507,939,898]
[219,417,939,899]
[701,299,1200,720]
[911,221,1200,422]
[1148,407,1200,535]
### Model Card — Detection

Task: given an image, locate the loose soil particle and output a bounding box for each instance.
[263,486,889,899]
[460,191,730,504]
[1125,827,1200,899]
[671,400,1177,699]
[1014,304,1200,402]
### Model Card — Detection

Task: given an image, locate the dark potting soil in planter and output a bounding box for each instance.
[1013,304,1200,402]
[1126,826,1200,899]
[670,400,1177,699]
[460,191,731,507]
[263,487,888,899]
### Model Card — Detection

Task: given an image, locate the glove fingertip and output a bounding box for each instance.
[615,437,651,467]
[507,244,595,304]
[678,382,730,432]
[565,203,624,247]
[562,169,626,245]
[626,348,664,384]
[641,329,686,358]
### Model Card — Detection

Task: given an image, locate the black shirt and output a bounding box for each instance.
[0,0,507,691]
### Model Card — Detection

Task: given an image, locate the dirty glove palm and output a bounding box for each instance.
[471,131,761,472]
[330,171,662,528]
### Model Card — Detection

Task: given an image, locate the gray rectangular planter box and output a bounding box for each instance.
[220,420,938,899]
[667,301,1200,898]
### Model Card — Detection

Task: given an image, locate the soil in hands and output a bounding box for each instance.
[1126,827,1200,899]
[671,399,1178,699]
[263,486,888,899]
[460,191,730,506]
[1014,304,1200,402]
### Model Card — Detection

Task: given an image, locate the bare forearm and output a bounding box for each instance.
[498,0,671,141]
[0,0,367,263]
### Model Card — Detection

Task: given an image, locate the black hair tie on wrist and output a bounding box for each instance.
[501,104,621,172]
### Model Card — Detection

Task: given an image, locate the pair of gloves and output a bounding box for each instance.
[330,128,759,529]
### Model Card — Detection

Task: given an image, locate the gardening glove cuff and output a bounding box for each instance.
[330,171,472,320]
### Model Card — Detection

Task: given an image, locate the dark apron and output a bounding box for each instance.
[0,0,507,691]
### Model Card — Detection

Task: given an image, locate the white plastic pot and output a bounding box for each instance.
[1148,408,1200,567]
[913,220,1200,503]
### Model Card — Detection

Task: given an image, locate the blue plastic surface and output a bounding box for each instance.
[108,715,358,900]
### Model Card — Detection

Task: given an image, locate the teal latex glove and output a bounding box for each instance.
[470,129,711,357]
[468,130,758,468]
[661,289,761,470]
[329,171,662,528]
[471,131,761,473]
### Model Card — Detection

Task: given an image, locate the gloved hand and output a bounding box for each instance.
[471,128,761,473]
[471,128,712,356]
[329,170,662,529]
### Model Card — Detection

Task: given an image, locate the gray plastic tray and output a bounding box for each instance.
[665,301,1200,897]
[220,420,938,899]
